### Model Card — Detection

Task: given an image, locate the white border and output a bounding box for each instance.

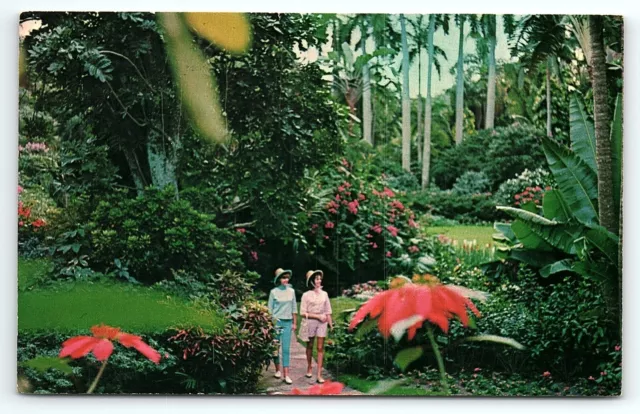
[2,1,638,413]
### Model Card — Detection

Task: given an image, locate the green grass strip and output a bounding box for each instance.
[19,281,223,334]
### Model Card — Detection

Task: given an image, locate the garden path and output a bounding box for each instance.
[258,336,363,395]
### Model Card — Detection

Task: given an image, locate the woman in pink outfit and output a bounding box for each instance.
[300,270,333,383]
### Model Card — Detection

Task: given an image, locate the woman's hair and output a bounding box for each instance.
[309,273,323,289]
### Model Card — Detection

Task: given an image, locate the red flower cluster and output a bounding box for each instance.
[390,200,405,211]
[408,245,419,253]
[60,324,160,364]
[514,186,547,206]
[372,187,395,198]
[349,275,481,340]
[347,200,359,214]
[325,221,335,229]
[371,224,383,234]
[386,225,398,237]
[326,200,339,214]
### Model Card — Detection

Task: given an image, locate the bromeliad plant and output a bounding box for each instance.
[348,275,523,393]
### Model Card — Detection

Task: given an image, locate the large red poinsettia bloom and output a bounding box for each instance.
[290,381,345,395]
[349,275,482,340]
[60,324,161,364]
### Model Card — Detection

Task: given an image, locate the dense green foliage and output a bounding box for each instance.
[431,124,547,190]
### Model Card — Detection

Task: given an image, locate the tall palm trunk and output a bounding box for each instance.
[416,54,423,163]
[455,15,465,145]
[421,15,435,189]
[589,15,616,234]
[400,14,411,172]
[546,56,553,137]
[361,22,373,145]
[485,33,496,129]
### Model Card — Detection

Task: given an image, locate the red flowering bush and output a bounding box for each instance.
[305,158,427,275]
[513,186,549,207]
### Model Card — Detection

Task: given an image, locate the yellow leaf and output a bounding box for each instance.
[158,12,229,144]
[184,13,251,54]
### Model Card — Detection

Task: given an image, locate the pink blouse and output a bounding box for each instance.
[300,290,332,316]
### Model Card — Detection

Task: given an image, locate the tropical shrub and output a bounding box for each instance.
[452,171,491,195]
[494,168,555,206]
[410,189,504,224]
[85,187,245,284]
[431,125,547,190]
[472,266,617,380]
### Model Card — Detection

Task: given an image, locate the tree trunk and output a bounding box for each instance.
[546,57,553,137]
[400,14,411,172]
[123,148,145,196]
[147,133,179,194]
[416,93,423,164]
[589,15,616,234]
[485,33,496,129]
[455,15,465,145]
[422,15,435,190]
[416,46,423,163]
[361,23,373,145]
[331,20,342,99]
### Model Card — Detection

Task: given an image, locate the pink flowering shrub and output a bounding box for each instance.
[304,157,429,273]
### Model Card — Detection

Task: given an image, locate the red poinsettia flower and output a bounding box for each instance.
[60,324,161,364]
[349,275,482,340]
[290,381,345,395]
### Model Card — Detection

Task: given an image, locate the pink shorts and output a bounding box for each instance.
[307,319,329,338]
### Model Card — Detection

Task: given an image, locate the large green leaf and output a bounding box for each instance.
[611,93,623,230]
[542,137,599,226]
[508,248,564,268]
[570,95,597,172]
[540,259,575,278]
[511,220,554,251]
[585,225,620,265]
[394,346,424,372]
[496,206,557,225]
[542,189,571,222]
[511,219,583,254]
[21,356,73,375]
[493,222,517,244]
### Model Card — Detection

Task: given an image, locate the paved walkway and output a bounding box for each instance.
[258,337,363,395]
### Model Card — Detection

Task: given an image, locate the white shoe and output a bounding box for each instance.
[284,376,293,384]
[274,371,282,379]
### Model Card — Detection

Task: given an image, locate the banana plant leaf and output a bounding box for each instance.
[569,94,597,172]
[542,137,599,226]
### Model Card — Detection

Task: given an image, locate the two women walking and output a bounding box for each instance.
[268,267,332,385]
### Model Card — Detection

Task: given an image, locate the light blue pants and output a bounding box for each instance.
[273,319,292,368]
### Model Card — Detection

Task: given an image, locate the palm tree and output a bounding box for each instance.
[359,17,373,145]
[400,14,411,172]
[479,15,497,129]
[508,15,567,137]
[421,14,436,189]
[454,14,467,145]
[589,15,615,234]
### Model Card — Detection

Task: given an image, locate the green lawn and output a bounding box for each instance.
[425,225,495,247]
[19,280,224,334]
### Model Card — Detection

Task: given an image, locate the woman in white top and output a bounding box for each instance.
[300,270,333,383]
